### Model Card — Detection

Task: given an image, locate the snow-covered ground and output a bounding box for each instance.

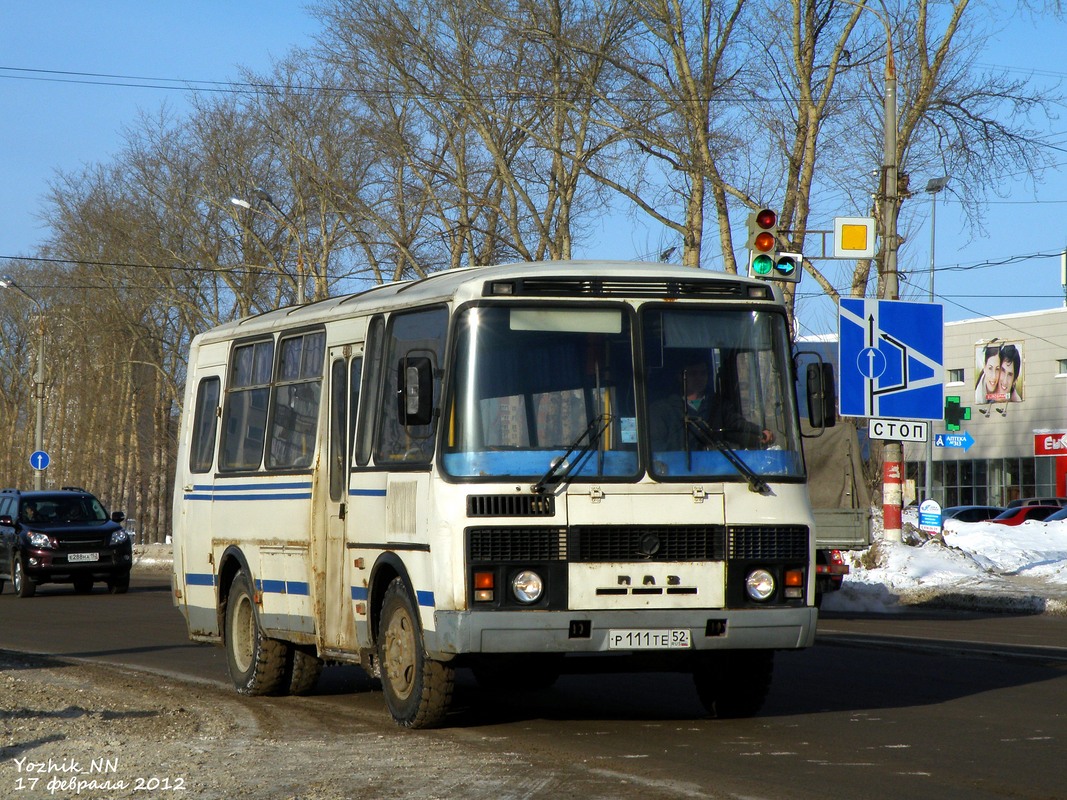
[822,509,1067,615]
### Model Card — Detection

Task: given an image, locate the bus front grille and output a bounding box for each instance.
[569,525,727,562]
[468,527,567,561]
[727,525,809,560]
[467,525,809,564]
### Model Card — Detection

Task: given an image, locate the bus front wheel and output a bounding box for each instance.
[224,572,288,696]
[377,577,454,728]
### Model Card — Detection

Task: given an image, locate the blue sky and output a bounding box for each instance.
[2,3,1065,337]
[0,2,320,249]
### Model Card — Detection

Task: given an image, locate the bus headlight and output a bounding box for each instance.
[511,570,544,604]
[745,569,776,601]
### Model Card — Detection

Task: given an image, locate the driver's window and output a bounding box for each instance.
[375,307,447,465]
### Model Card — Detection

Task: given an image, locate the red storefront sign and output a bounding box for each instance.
[1034,431,1067,456]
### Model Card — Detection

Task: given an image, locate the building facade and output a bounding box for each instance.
[903,306,1067,506]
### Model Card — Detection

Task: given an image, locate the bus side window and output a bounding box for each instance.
[349,357,362,458]
[220,339,275,471]
[329,355,363,502]
[190,376,221,473]
[267,331,326,469]
[356,317,385,467]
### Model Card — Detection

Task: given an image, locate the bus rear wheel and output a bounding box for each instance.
[286,647,324,696]
[224,572,288,695]
[693,649,774,719]
[377,577,454,728]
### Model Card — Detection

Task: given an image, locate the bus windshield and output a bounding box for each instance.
[642,306,803,480]
[443,302,804,483]
[443,305,639,480]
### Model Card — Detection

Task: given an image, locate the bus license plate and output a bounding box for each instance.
[68,552,99,563]
[607,629,691,650]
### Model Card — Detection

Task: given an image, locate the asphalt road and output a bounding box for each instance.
[3,574,1067,800]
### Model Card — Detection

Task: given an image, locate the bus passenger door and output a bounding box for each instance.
[324,345,362,652]
[175,369,224,637]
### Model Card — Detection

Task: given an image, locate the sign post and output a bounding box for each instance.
[839,298,944,543]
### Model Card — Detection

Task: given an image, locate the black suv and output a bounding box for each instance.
[0,488,132,597]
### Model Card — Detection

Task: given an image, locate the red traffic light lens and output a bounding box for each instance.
[755,208,776,229]
[753,231,776,252]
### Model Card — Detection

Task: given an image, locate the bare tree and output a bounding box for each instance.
[765,0,1059,310]
[315,0,628,268]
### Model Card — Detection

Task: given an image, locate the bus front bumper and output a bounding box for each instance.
[427,606,817,657]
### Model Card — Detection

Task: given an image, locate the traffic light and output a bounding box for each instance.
[746,209,802,283]
[944,396,971,431]
[746,208,778,277]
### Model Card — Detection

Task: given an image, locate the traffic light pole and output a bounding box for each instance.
[879,24,903,543]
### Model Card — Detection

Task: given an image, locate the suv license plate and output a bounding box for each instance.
[68,552,100,563]
[607,629,692,650]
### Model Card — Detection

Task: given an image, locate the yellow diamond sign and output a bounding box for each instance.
[833,216,875,258]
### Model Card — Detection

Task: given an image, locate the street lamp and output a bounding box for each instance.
[924,176,950,504]
[229,188,306,304]
[0,275,46,490]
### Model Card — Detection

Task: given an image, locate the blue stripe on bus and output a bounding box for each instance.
[350,585,433,608]
[209,493,313,501]
[256,579,311,596]
[186,573,426,606]
[190,482,313,492]
[184,484,384,501]
[184,481,314,501]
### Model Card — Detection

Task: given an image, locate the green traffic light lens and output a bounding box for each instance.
[776,256,797,276]
[752,254,773,275]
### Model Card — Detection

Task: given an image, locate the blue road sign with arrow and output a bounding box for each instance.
[30,450,51,471]
[839,299,944,420]
[934,432,974,450]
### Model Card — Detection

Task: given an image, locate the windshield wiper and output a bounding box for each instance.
[684,415,770,495]
[531,413,614,495]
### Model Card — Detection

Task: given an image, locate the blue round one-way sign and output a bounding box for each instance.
[30,450,51,471]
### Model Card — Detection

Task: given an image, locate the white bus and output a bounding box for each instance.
[172,260,835,728]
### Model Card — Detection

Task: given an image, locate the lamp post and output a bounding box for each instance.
[0,275,46,490]
[230,188,306,304]
[924,176,949,503]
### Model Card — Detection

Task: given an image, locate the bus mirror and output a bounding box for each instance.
[398,356,433,426]
[806,362,837,428]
